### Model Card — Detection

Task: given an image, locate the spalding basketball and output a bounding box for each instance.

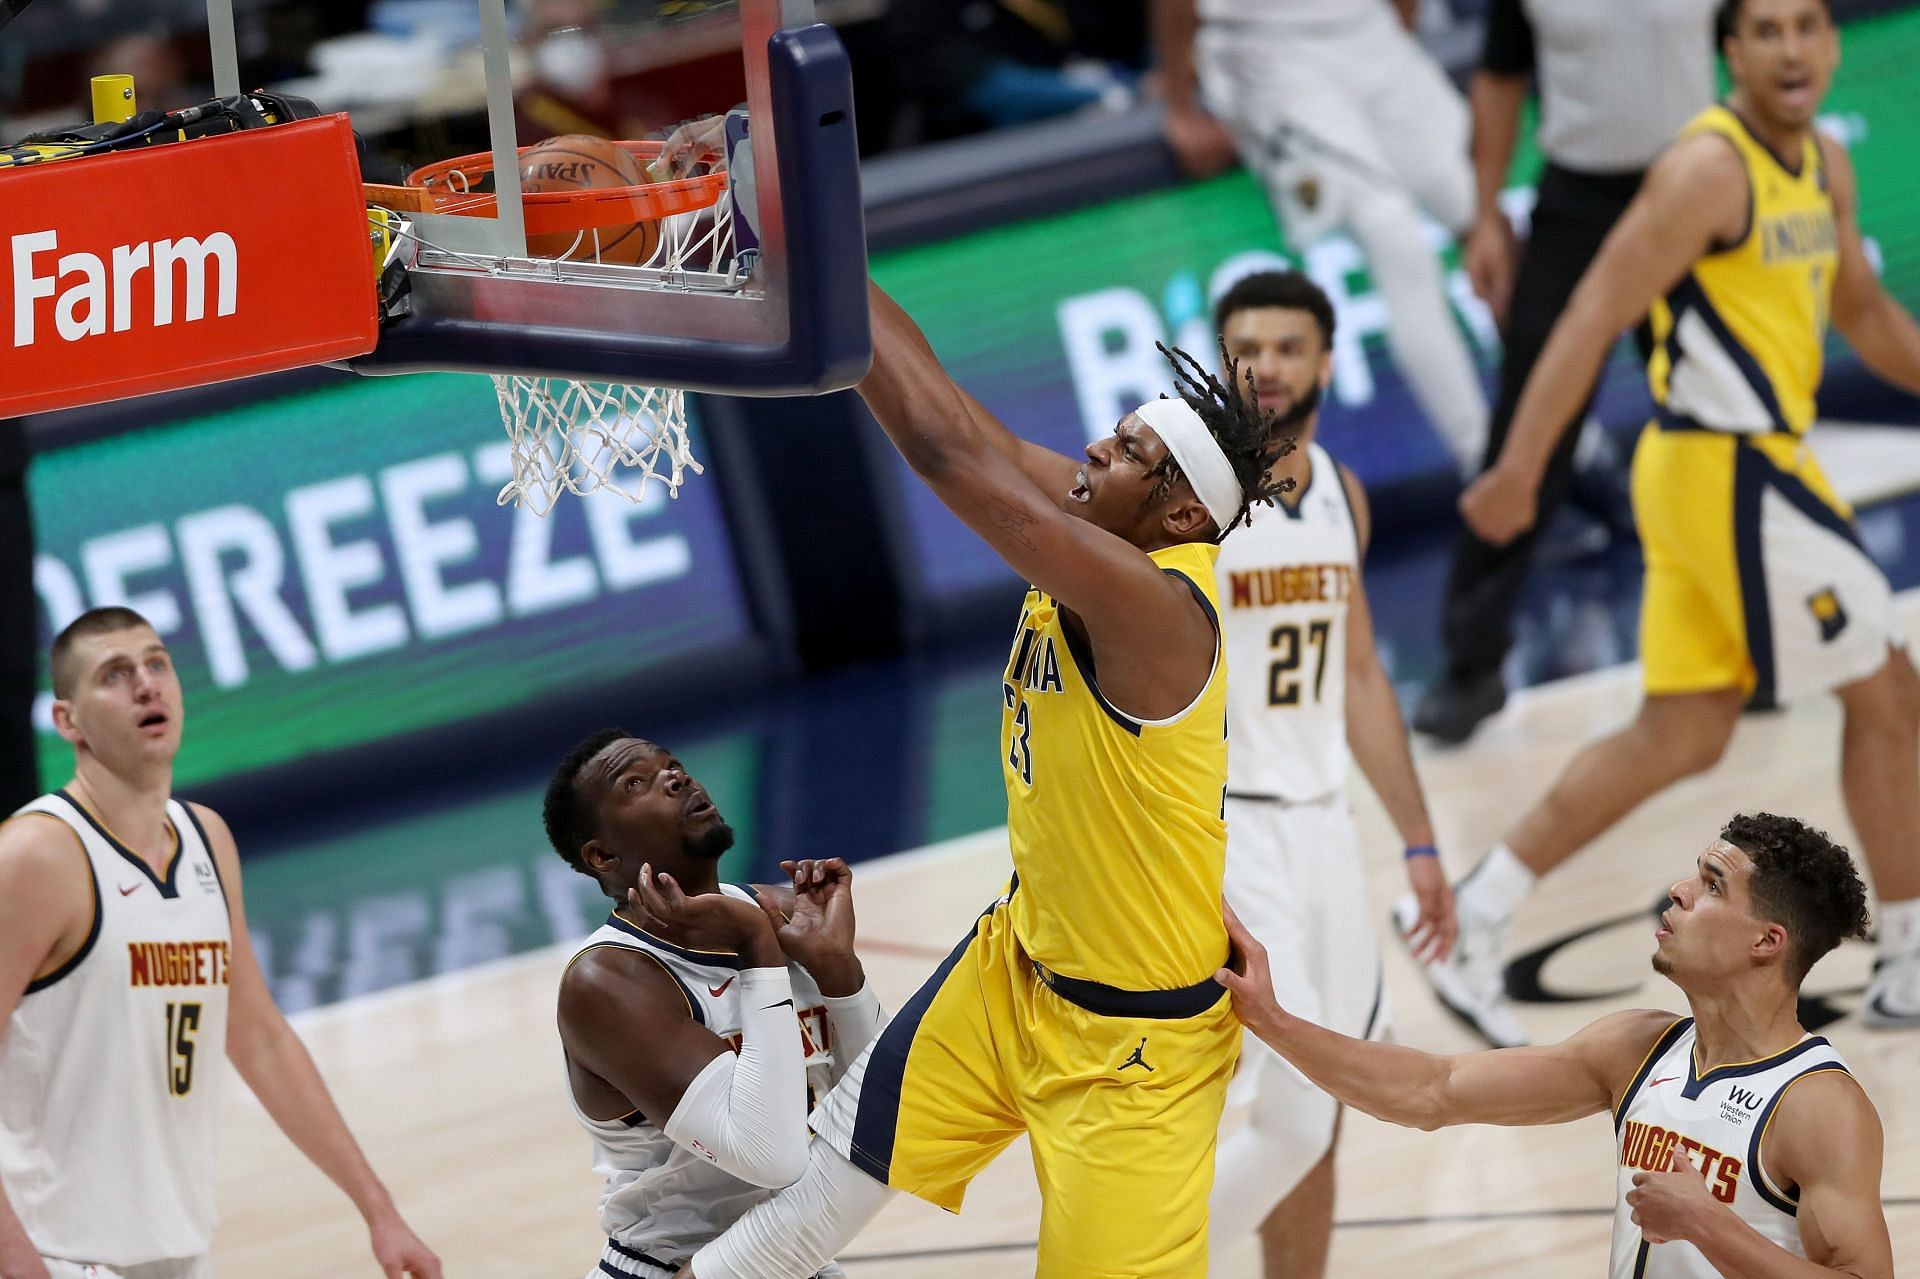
[518,134,661,266]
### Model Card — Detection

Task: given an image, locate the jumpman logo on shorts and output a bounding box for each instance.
[1118,1038,1154,1072]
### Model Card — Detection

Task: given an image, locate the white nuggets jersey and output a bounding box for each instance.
[1215,444,1360,802]
[0,791,231,1265]
[564,889,841,1275]
[1611,1017,1850,1278]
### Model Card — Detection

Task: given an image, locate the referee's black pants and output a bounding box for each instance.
[1438,163,1654,682]
[0,422,36,812]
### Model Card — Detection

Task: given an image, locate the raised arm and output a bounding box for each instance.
[1824,135,1920,396]
[199,805,442,1278]
[1217,901,1671,1130]
[1462,134,1750,545]
[0,817,93,1279]
[867,287,1080,496]
[859,282,1216,694]
[1625,1070,1892,1278]
[1336,469,1452,962]
[560,876,810,1189]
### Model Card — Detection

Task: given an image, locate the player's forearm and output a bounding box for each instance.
[1840,291,1920,398]
[1241,1003,1451,1129]
[230,1019,396,1223]
[1686,1206,1884,1279]
[1345,660,1434,847]
[860,283,990,478]
[1468,72,1526,228]
[1494,309,1615,480]
[1151,0,1203,110]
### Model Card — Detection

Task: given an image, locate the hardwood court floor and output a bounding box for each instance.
[211,603,1920,1278]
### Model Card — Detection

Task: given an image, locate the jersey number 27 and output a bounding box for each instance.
[1268,621,1331,706]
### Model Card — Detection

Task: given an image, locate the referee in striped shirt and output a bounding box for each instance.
[1415,0,1720,744]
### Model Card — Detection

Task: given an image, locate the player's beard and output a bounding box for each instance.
[684,822,736,861]
[1268,381,1321,432]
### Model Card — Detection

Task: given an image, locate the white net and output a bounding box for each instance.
[491,377,702,515]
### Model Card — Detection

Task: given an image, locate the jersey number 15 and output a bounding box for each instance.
[165,1001,202,1096]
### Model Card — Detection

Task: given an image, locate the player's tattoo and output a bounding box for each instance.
[989,497,1039,550]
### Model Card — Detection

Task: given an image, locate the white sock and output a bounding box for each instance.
[1876,896,1920,958]
[1458,843,1536,923]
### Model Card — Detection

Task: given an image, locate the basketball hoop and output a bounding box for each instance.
[371,135,747,512]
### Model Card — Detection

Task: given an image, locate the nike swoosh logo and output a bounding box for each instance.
[1649,1076,1679,1088]
[119,882,141,896]
[762,999,794,1011]
[708,977,735,997]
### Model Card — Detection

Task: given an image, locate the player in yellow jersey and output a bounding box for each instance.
[1409,0,1920,1047]
[674,285,1288,1279]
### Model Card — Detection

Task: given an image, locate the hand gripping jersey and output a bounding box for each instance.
[562,890,841,1275]
[0,790,232,1266]
[1611,1017,1851,1278]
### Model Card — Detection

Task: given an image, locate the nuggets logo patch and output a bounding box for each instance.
[1807,588,1848,642]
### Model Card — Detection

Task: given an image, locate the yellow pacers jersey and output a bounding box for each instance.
[1648,105,1837,437]
[1000,541,1229,991]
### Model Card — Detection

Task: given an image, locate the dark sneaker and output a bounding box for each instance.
[1413,669,1507,745]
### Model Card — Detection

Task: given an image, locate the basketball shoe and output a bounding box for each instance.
[1393,894,1529,1048]
[1862,946,1920,1029]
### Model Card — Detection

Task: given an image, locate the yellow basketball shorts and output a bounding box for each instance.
[808,893,1240,1278]
[1632,426,1899,703]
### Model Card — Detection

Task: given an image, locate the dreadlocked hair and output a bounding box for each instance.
[1151,341,1295,537]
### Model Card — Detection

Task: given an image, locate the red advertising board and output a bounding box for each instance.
[0,114,377,416]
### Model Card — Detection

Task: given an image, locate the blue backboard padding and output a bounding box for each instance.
[352,23,871,396]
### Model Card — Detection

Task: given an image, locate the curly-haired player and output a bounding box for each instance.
[674,282,1289,1279]
[1218,812,1891,1279]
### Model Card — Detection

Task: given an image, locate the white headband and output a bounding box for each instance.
[1134,397,1241,531]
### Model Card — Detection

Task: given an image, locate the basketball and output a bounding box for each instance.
[518,134,661,266]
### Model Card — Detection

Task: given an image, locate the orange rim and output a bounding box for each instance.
[404,140,727,237]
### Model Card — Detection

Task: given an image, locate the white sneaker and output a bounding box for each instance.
[1863,947,1920,1029]
[1393,895,1530,1048]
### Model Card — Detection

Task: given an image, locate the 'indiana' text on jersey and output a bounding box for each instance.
[1648,104,1837,437]
[998,541,1231,991]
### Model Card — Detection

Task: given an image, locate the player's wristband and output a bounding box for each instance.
[1404,844,1438,860]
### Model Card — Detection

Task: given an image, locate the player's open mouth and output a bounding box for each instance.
[1068,470,1091,502]
[684,793,715,819]
[138,711,169,731]
[1655,912,1673,940]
